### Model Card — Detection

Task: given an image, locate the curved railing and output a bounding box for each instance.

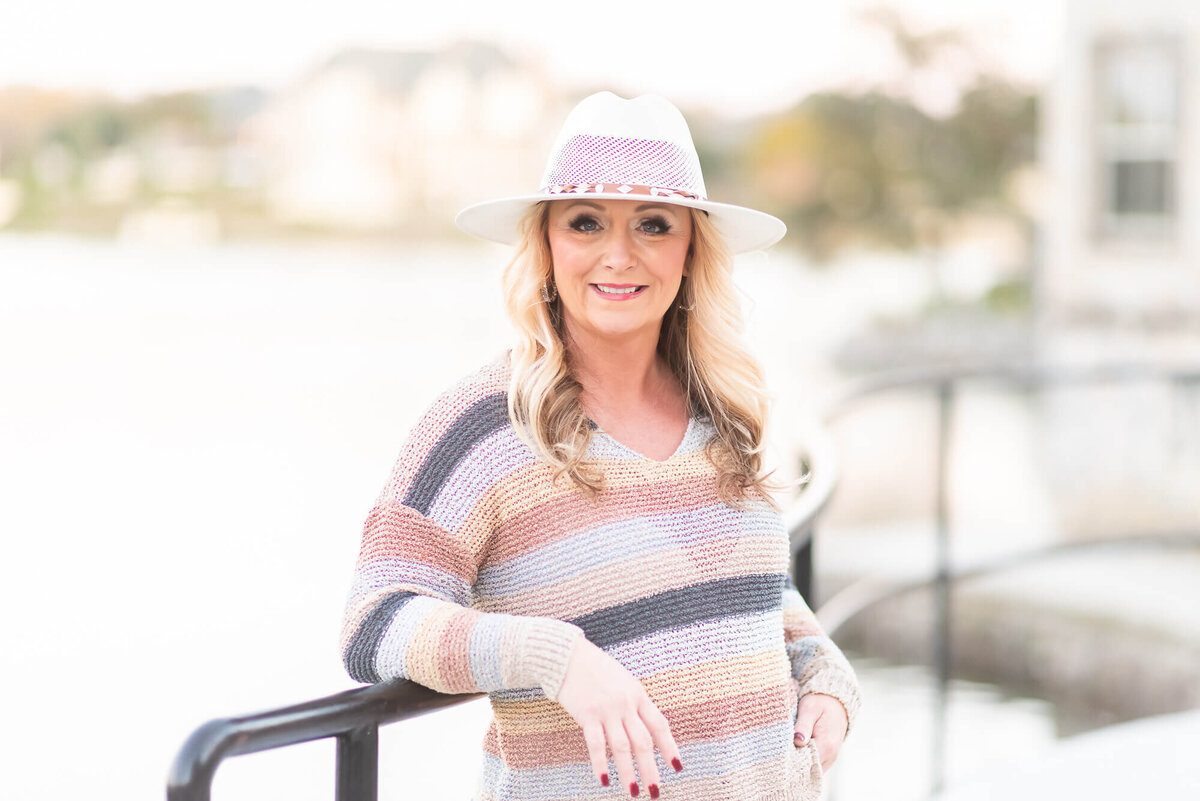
[812,358,1200,797]
[166,679,483,801]
[167,358,1200,801]
[166,447,836,801]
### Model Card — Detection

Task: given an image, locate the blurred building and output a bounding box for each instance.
[1042,0,1200,330]
[1039,0,1200,535]
[241,41,560,233]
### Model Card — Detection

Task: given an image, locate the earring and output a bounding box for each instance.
[541,281,558,303]
[678,275,693,311]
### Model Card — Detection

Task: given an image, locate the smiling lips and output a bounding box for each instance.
[591,283,648,300]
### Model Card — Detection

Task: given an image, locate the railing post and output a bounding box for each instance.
[931,380,954,797]
[793,525,815,607]
[335,725,378,801]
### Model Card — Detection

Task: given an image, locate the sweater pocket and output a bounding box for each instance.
[791,739,825,798]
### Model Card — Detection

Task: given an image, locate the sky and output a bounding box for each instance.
[3,0,1065,116]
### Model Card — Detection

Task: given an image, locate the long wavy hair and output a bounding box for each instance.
[501,201,788,510]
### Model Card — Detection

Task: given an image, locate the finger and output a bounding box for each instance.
[793,695,821,744]
[604,716,640,797]
[806,729,840,773]
[809,701,846,771]
[624,713,661,799]
[581,722,611,788]
[639,696,684,776]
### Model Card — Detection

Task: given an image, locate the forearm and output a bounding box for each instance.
[782,585,862,730]
[340,586,585,698]
[340,500,586,699]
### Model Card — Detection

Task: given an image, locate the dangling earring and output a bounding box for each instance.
[678,276,694,311]
[541,280,558,303]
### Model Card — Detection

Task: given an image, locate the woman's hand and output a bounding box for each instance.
[793,692,849,773]
[556,636,682,798]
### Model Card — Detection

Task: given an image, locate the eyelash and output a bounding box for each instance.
[567,214,673,234]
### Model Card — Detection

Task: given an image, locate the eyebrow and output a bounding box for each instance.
[559,201,680,214]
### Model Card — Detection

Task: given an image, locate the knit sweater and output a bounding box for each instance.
[339,351,861,801]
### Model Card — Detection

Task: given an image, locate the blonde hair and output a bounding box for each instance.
[501,201,788,510]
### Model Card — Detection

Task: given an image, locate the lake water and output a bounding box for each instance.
[0,233,1058,800]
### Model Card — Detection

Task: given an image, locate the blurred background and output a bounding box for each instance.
[2,0,1197,799]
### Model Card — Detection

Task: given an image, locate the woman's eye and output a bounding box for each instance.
[568,215,600,232]
[639,216,672,235]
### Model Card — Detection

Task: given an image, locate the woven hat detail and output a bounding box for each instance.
[455,92,785,254]
[542,135,706,198]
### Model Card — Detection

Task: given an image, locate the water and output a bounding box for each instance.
[0,232,1056,800]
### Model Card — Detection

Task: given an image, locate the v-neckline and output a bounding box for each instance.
[587,415,696,464]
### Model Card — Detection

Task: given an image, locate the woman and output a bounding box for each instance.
[340,92,860,801]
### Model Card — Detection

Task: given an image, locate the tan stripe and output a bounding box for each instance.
[641,650,791,707]
[405,604,480,692]
[487,649,790,736]
[491,451,716,547]
[487,683,792,768]
[783,608,828,640]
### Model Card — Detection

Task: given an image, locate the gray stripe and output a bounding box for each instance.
[403,392,508,515]
[343,590,417,683]
[569,573,786,649]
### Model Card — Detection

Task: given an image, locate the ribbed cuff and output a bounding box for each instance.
[800,666,862,734]
[512,617,586,702]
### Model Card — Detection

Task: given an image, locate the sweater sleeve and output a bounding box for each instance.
[338,377,585,701]
[782,582,863,733]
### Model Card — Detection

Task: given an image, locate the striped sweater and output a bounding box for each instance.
[339,351,861,801]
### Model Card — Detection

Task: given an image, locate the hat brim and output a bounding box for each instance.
[455,193,786,254]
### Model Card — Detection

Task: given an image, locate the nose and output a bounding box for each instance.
[603,226,636,271]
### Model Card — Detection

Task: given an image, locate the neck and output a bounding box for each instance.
[565,324,670,412]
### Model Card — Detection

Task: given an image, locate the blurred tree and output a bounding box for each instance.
[732,9,1038,265]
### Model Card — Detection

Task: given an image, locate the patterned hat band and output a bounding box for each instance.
[543,183,703,201]
[540,134,707,200]
[454,92,786,253]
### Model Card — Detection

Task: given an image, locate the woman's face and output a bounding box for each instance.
[546,198,692,346]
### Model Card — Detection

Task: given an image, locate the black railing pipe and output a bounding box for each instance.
[167,680,483,801]
[169,359,1200,801]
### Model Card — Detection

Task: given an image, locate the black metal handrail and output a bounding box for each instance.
[168,357,1200,801]
[816,530,1200,637]
[167,679,485,801]
[815,357,1200,798]
[166,467,835,801]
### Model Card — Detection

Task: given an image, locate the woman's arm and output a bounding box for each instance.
[338,373,585,700]
[340,499,585,699]
[781,583,862,731]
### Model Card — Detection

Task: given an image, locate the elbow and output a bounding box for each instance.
[340,589,418,684]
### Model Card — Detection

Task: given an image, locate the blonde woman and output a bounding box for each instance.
[339,92,860,801]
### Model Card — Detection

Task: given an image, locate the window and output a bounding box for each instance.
[1093,36,1182,242]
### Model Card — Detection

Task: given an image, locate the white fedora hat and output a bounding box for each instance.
[455,91,786,254]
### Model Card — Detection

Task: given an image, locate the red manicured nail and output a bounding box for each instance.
[795,732,806,743]
[629,782,640,797]
[649,783,660,799]
[671,757,683,772]
[600,773,609,787]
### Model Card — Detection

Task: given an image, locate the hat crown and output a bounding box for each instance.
[454,90,786,254]
[539,92,707,199]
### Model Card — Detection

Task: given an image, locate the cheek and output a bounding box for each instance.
[658,239,692,279]
[549,241,596,285]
